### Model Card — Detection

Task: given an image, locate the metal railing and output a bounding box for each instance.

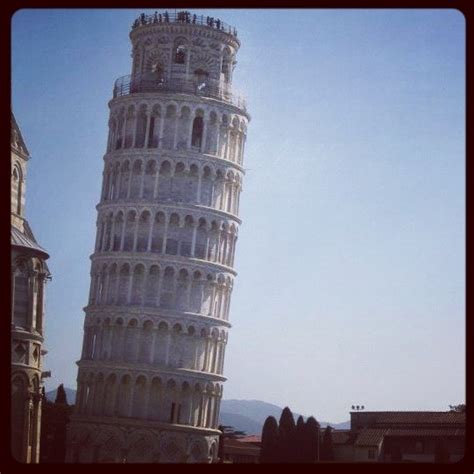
[113,74,247,111]
[131,11,238,38]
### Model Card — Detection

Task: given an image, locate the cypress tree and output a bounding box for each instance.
[320,426,335,461]
[304,416,320,462]
[294,415,306,462]
[260,416,279,463]
[278,407,296,462]
[55,384,68,405]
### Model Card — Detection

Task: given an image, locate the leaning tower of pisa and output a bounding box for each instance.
[65,11,249,463]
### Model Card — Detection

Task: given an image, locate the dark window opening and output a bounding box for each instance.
[175,45,186,64]
[151,63,164,83]
[170,402,176,423]
[194,69,209,91]
[191,117,204,148]
[148,117,156,148]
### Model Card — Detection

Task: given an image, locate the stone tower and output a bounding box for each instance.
[66,11,249,463]
[11,112,51,463]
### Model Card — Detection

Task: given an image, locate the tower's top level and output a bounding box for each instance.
[112,11,246,112]
[131,11,239,41]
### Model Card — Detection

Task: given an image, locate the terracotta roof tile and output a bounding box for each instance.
[354,429,387,447]
[353,411,465,425]
[385,428,465,437]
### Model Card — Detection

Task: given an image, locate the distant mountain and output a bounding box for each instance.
[219,412,263,435]
[44,388,349,434]
[221,399,288,425]
[220,399,350,434]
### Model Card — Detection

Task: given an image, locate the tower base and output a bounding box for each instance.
[65,416,219,463]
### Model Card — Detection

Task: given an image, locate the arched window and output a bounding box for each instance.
[221,49,232,83]
[194,69,209,92]
[13,262,29,328]
[191,117,204,148]
[151,63,164,83]
[12,165,23,215]
[175,45,186,64]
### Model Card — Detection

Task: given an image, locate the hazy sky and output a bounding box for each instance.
[12,9,465,422]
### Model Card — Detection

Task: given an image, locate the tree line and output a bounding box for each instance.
[260,407,334,463]
[39,384,73,463]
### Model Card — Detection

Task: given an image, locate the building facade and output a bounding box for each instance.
[66,11,249,463]
[332,411,465,463]
[11,113,51,463]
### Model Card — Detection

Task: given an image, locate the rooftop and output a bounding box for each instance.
[354,429,387,447]
[351,411,465,425]
[11,220,50,260]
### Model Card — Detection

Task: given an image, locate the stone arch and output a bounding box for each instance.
[191,109,205,150]
[200,165,213,206]
[116,374,132,417]
[111,317,124,360]
[138,319,154,363]
[136,210,151,252]
[151,210,166,253]
[165,213,180,255]
[154,322,168,365]
[179,215,194,257]
[160,266,175,309]
[134,104,148,148]
[106,263,118,304]
[112,211,124,251]
[142,159,157,199]
[119,160,131,198]
[162,104,177,150]
[158,160,172,200]
[148,377,163,421]
[179,381,192,425]
[190,269,204,314]
[131,375,147,419]
[173,161,187,202]
[148,104,162,148]
[173,37,188,64]
[144,265,160,307]
[117,263,131,305]
[129,159,143,199]
[123,210,137,251]
[176,105,192,150]
[164,379,178,424]
[124,104,136,148]
[194,217,208,259]
[176,269,190,311]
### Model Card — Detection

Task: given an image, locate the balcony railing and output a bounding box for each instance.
[132,11,238,38]
[113,74,247,111]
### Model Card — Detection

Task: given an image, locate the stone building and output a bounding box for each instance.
[65,11,249,463]
[11,112,51,462]
[331,411,465,463]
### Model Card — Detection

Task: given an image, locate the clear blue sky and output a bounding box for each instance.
[12,9,465,422]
